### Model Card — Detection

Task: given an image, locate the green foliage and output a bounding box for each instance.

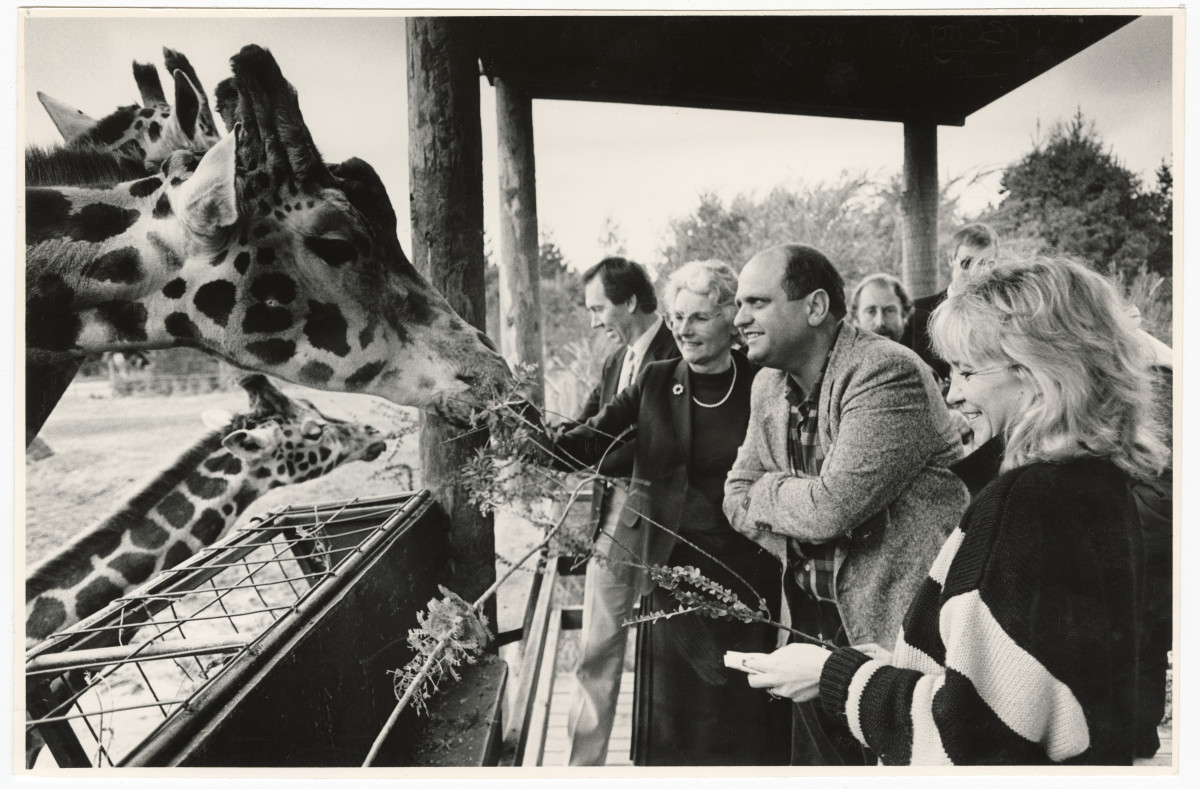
[979,111,1172,278]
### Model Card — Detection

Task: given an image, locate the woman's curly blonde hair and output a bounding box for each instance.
[931,256,1168,481]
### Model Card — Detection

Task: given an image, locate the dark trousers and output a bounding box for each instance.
[784,572,876,766]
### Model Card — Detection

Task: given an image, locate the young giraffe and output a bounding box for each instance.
[25,373,387,645]
[37,47,221,171]
[25,44,509,448]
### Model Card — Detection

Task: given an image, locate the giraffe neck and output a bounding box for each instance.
[25,428,274,643]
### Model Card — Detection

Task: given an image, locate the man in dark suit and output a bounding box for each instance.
[566,256,679,766]
[903,222,1000,383]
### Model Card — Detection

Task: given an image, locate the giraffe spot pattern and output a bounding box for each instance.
[26,273,81,352]
[83,247,143,283]
[233,484,258,515]
[69,203,142,244]
[222,504,234,516]
[299,360,334,386]
[247,338,297,365]
[250,272,296,304]
[243,303,293,334]
[210,250,228,267]
[26,189,73,245]
[358,325,375,349]
[110,551,158,586]
[253,224,272,239]
[27,598,67,641]
[319,447,332,461]
[89,105,141,145]
[252,467,273,479]
[148,121,162,142]
[130,519,169,549]
[191,508,226,544]
[346,360,386,390]
[418,375,436,390]
[153,193,173,219]
[94,300,149,342]
[139,107,157,118]
[194,280,237,326]
[233,251,251,275]
[184,471,228,499]
[256,247,276,266]
[162,278,187,298]
[304,300,351,357]
[165,541,193,567]
[75,577,123,619]
[128,177,163,199]
[156,490,195,529]
[203,453,243,475]
[165,312,200,340]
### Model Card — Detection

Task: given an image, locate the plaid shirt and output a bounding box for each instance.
[784,361,839,603]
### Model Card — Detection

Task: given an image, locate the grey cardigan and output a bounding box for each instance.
[723,322,968,649]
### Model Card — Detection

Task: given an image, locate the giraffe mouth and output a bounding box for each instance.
[362,440,387,462]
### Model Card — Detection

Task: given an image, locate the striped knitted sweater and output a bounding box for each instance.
[819,458,1145,765]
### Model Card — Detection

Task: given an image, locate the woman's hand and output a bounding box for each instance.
[742,643,832,703]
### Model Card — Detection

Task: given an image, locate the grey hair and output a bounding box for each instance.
[662,259,740,322]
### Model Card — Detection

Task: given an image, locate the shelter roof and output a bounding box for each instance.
[474,14,1136,126]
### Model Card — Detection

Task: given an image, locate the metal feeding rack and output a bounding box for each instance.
[26,491,442,768]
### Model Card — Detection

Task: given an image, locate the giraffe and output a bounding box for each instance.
[25,373,388,646]
[25,43,510,448]
[37,47,221,172]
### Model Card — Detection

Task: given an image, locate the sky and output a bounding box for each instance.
[20,9,1175,275]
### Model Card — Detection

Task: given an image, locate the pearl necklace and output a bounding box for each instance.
[691,361,737,409]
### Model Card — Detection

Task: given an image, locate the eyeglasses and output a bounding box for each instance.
[949,364,1014,382]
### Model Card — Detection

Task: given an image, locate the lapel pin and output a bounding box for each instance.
[672,384,684,395]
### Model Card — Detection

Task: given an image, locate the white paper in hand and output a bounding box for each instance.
[723,651,768,673]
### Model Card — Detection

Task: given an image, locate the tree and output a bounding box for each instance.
[980,111,1170,277]
[597,215,628,256]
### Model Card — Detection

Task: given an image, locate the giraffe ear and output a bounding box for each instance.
[222,425,280,460]
[174,131,239,235]
[37,91,98,143]
[172,68,202,140]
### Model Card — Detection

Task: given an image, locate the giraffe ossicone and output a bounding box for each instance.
[25,43,511,445]
[25,373,388,646]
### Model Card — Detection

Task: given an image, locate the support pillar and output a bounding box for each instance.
[495,78,544,408]
[901,120,940,298]
[406,17,497,627]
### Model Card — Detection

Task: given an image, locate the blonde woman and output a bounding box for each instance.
[742,257,1168,765]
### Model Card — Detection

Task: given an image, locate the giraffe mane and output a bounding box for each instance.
[25,144,149,187]
[25,416,253,601]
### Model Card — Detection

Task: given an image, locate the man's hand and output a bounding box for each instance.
[742,643,832,703]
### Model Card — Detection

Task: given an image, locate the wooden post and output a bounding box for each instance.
[495,77,545,408]
[901,120,940,298]
[406,18,497,628]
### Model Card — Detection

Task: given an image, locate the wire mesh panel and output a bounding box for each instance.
[26,491,442,768]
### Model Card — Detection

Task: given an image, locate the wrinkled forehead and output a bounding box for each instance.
[859,281,902,308]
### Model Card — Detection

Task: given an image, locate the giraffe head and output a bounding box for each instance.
[218,373,389,483]
[37,47,221,171]
[168,45,511,422]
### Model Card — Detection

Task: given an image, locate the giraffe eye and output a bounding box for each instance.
[305,236,357,267]
[301,421,324,439]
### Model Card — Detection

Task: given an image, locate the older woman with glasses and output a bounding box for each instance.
[740,257,1169,765]
[544,259,790,766]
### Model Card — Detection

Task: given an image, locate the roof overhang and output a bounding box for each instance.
[474,14,1136,127]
